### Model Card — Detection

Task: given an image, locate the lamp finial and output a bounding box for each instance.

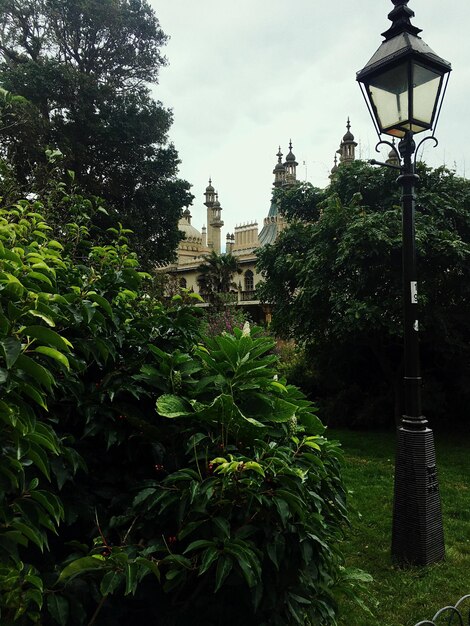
[382,0,422,41]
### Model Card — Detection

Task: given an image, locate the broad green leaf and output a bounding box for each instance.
[58,556,105,582]
[214,555,233,592]
[100,570,123,596]
[134,557,160,581]
[21,326,72,351]
[124,562,138,595]
[199,547,219,575]
[12,521,44,551]
[30,491,64,525]
[156,394,192,418]
[15,354,54,390]
[184,539,215,554]
[86,293,113,318]
[26,310,55,326]
[47,594,69,626]
[21,382,48,409]
[28,443,51,480]
[0,337,22,369]
[27,271,53,287]
[33,346,70,370]
[212,517,230,539]
[243,462,265,477]
[133,487,156,507]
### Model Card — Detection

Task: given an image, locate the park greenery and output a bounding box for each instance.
[0,0,192,266]
[0,163,366,624]
[332,429,470,626]
[0,2,467,625]
[257,160,470,427]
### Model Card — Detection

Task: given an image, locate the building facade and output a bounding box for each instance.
[164,122,356,320]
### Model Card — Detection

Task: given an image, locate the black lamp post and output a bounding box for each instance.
[357,0,451,566]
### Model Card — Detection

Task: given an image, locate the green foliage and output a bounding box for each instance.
[0,170,359,624]
[197,251,241,305]
[201,304,248,337]
[0,0,193,265]
[257,161,470,426]
[0,182,200,623]
[71,326,362,626]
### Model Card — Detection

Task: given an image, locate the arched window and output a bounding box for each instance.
[179,277,187,289]
[244,270,254,291]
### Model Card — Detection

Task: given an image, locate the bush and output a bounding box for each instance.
[0,184,366,624]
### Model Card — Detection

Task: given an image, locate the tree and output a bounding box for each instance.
[0,0,192,265]
[197,251,241,303]
[257,161,470,426]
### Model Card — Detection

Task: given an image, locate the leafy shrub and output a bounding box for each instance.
[201,302,248,336]
[62,326,366,626]
[0,185,365,624]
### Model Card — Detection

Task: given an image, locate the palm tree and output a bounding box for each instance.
[197,251,240,302]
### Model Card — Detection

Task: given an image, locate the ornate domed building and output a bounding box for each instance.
[164,122,357,318]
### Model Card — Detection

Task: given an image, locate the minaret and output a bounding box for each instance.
[226,233,234,254]
[338,118,357,164]
[284,140,298,184]
[273,147,286,188]
[330,154,339,179]
[204,178,223,252]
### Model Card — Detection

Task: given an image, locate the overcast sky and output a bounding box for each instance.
[149,0,470,240]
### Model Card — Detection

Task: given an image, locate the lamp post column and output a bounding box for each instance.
[398,132,424,427]
[391,131,445,565]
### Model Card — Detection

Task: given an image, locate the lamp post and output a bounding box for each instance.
[357,0,451,566]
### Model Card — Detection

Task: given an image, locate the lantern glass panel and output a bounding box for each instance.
[367,62,409,135]
[412,63,442,128]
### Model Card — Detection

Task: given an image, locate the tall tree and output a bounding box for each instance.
[0,0,192,265]
[257,161,470,426]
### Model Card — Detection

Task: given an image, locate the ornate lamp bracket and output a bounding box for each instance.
[414,135,439,170]
[369,139,402,170]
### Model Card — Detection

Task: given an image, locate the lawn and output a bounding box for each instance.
[329,428,470,626]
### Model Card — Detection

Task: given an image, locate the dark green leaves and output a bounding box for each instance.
[0,337,21,369]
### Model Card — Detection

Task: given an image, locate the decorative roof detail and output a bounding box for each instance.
[178,210,203,244]
[274,147,285,172]
[331,154,339,175]
[343,118,355,142]
[285,140,297,163]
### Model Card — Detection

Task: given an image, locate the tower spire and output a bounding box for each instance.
[284,140,298,184]
[273,146,286,187]
[338,118,357,165]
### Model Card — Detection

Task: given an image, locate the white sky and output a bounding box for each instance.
[149,0,470,240]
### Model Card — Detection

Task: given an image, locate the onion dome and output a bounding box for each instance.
[178,209,203,244]
[205,177,214,193]
[331,154,339,175]
[285,140,298,164]
[273,147,285,172]
[343,118,355,142]
[214,193,221,208]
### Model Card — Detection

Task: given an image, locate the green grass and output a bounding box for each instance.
[329,428,470,626]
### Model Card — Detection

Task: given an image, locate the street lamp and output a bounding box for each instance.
[357,0,451,566]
